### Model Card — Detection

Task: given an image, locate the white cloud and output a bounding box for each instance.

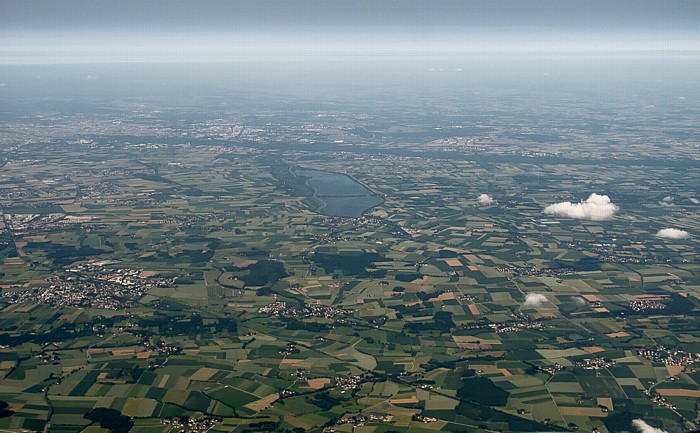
[571,296,586,306]
[655,228,690,240]
[659,196,674,207]
[523,293,548,308]
[477,194,495,205]
[544,193,619,221]
[632,419,668,433]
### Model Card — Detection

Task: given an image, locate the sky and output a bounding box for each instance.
[1,0,699,64]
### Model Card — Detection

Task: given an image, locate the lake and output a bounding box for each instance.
[294,168,383,217]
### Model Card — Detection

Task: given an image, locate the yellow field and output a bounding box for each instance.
[558,406,608,417]
[189,367,219,381]
[656,389,700,398]
[244,393,279,412]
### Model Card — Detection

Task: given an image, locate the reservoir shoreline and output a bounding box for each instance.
[292,167,384,217]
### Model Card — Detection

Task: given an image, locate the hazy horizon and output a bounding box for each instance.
[2,0,699,64]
